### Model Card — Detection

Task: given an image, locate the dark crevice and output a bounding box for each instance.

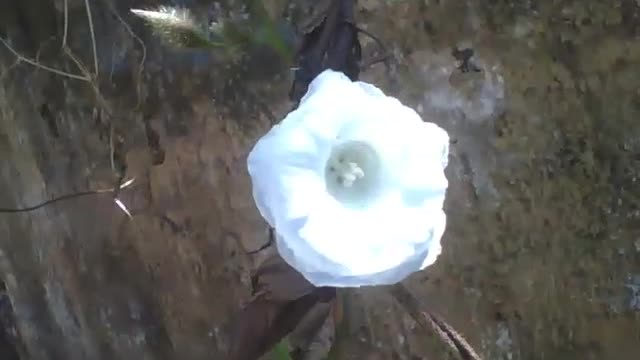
[3,0,58,56]
[143,118,165,166]
[621,0,640,36]
[452,47,482,73]
[163,96,191,137]
[40,103,60,138]
[0,281,22,360]
[101,235,175,360]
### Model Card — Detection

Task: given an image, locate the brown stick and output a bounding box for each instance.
[389,283,483,360]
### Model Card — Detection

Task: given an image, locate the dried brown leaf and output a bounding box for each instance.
[228,254,335,360]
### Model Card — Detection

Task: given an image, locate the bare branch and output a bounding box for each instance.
[106,0,147,110]
[246,228,275,255]
[63,47,112,116]
[63,46,90,77]
[62,0,69,48]
[0,38,90,81]
[109,122,115,172]
[84,0,99,77]
[389,283,483,360]
[0,178,135,214]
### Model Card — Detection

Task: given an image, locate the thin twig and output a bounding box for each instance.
[84,0,99,78]
[64,47,108,111]
[0,2,142,219]
[64,46,90,75]
[105,0,147,111]
[109,122,115,172]
[348,23,391,70]
[352,25,388,55]
[389,283,483,360]
[0,179,136,214]
[0,38,90,81]
[0,189,112,213]
[62,0,69,48]
[63,43,122,184]
[108,3,147,70]
[246,228,275,255]
[64,47,113,117]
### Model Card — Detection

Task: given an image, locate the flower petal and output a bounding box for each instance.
[248,121,330,226]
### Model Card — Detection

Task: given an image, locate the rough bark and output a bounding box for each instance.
[1,1,639,360]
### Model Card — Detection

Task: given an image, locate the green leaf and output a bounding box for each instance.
[269,339,293,360]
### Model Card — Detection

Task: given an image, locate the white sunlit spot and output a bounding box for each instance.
[119,178,136,189]
[114,198,132,218]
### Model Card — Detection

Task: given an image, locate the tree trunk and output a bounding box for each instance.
[1,1,639,359]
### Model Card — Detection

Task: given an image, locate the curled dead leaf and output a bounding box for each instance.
[227,254,335,360]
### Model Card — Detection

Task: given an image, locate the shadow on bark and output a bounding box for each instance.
[0,281,23,360]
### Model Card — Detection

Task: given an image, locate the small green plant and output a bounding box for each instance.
[268,339,293,360]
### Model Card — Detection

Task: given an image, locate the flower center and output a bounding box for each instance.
[324,140,382,208]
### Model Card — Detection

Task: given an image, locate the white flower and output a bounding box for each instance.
[247,70,450,287]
